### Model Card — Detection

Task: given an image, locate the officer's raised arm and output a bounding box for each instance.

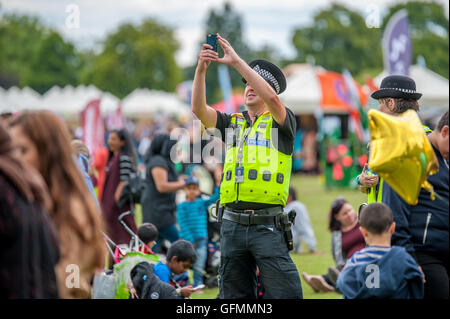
[191,43,220,129]
[216,34,287,125]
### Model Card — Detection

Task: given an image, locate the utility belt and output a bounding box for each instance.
[213,200,296,251]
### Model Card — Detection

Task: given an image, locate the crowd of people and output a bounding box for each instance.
[0,34,448,300]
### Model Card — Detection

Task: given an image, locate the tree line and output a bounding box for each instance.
[0,1,447,103]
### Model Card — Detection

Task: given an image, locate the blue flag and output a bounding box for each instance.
[382,9,412,76]
[218,65,234,114]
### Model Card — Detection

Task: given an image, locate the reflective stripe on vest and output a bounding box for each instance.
[368,177,384,203]
[220,112,292,206]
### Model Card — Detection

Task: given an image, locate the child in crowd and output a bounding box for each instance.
[177,175,220,289]
[137,222,159,254]
[153,239,198,298]
[337,203,424,299]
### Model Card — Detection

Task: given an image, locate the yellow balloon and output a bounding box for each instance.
[368,109,438,205]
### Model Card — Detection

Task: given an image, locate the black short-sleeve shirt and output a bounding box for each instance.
[141,155,178,229]
[215,107,297,210]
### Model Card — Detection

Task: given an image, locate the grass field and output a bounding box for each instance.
[135,174,366,299]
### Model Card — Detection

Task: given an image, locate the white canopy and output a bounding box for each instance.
[1,85,191,117]
[280,64,325,115]
[374,65,449,109]
[121,88,191,116]
[40,85,105,115]
[0,86,42,113]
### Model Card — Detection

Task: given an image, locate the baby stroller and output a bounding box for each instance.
[93,210,160,299]
[203,238,221,288]
[203,203,221,288]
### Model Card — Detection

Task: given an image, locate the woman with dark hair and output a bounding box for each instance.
[0,123,59,298]
[9,111,105,298]
[302,197,365,293]
[141,134,187,252]
[101,128,138,246]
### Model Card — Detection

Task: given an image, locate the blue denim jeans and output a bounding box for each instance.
[193,237,208,287]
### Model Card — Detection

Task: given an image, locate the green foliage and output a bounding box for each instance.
[291,4,383,79]
[0,14,80,93]
[202,2,252,104]
[291,2,449,80]
[1,1,448,98]
[23,30,80,94]
[382,1,449,78]
[80,19,182,98]
[0,14,48,88]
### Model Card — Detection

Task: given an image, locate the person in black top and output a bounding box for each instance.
[383,110,449,299]
[141,134,187,252]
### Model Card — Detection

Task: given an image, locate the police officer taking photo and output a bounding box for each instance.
[192,33,302,299]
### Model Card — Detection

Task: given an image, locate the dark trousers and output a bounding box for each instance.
[218,219,303,299]
[416,251,449,299]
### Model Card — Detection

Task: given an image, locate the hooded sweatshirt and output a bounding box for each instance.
[337,245,424,299]
[130,262,177,299]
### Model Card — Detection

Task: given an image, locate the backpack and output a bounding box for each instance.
[118,173,146,208]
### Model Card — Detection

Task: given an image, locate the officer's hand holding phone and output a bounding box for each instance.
[197,35,219,72]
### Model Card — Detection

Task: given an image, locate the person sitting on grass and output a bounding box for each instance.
[284,186,320,254]
[337,203,424,299]
[129,239,198,299]
[302,197,366,293]
[153,239,198,298]
[137,223,159,254]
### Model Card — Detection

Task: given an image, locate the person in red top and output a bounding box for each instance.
[93,146,109,200]
[302,197,365,293]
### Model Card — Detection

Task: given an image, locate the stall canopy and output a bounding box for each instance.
[0,85,191,117]
[374,65,449,109]
[121,88,191,116]
[280,64,368,115]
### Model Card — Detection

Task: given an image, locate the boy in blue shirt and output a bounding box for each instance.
[153,240,197,298]
[337,203,424,299]
[177,175,220,289]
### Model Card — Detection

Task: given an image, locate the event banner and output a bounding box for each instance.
[81,98,104,159]
[382,9,412,76]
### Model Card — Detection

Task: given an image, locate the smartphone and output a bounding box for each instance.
[206,33,217,52]
[193,284,205,291]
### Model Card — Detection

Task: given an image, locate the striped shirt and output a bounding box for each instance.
[345,245,391,267]
[177,187,220,243]
[119,154,134,182]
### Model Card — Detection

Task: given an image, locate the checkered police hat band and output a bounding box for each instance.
[379,87,417,94]
[253,65,280,94]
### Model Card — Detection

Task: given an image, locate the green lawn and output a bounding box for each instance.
[135,174,366,299]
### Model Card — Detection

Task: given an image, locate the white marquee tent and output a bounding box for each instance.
[374,65,449,109]
[121,88,191,116]
[0,85,190,117]
[279,64,326,115]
